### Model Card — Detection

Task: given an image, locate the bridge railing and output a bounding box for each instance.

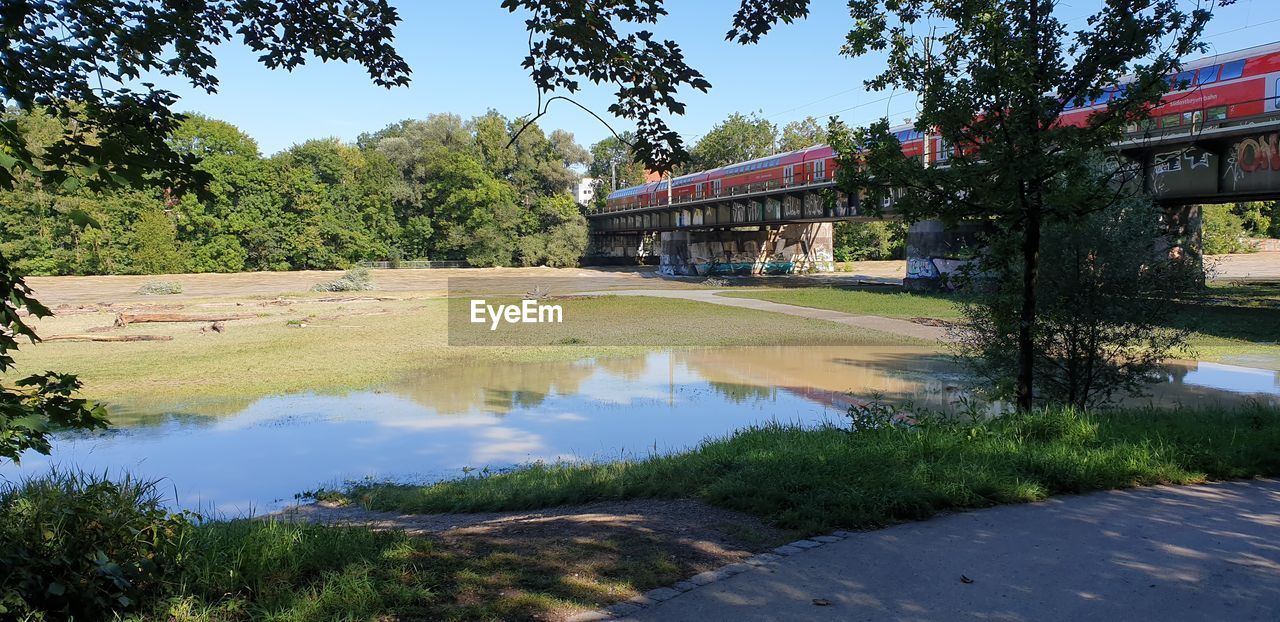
[591,171,834,215]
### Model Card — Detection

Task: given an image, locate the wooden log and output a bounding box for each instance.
[45,334,174,342]
[115,312,254,327]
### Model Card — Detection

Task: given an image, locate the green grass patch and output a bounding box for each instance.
[335,405,1280,535]
[720,286,963,319]
[724,283,1280,368]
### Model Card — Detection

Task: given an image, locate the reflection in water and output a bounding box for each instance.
[2,347,1276,515]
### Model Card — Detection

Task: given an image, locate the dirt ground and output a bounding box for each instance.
[21,262,909,307]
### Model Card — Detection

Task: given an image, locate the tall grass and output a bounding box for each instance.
[162,520,434,621]
[340,404,1280,534]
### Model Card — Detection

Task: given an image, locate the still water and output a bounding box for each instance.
[3,347,1277,515]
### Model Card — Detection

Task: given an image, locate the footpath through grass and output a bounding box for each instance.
[334,405,1280,535]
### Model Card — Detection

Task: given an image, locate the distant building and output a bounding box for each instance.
[575,177,596,205]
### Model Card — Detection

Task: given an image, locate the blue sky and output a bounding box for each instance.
[162,0,1280,156]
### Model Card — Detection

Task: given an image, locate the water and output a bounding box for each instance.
[2,347,1276,515]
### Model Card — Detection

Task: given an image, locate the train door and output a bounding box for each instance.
[712,179,722,196]
[695,181,704,200]
[783,165,794,186]
[814,159,827,181]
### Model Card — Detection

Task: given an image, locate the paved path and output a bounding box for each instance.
[621,479,1280,621]
[1211,252,1280,280]
[576,289,948,342]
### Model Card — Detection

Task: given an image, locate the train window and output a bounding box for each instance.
[1220,59,1245,81]
[1161,114,1180,128]
[1195,65,1219,85]
[1172,70,1195,90]
[1207,106,1228,122]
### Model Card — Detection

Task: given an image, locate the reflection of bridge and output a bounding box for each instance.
[586,115,1280,281]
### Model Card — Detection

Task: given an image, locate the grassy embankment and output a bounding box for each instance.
[722,281,1280,368]
[190,403,1278,619]
[328,405,1280,533]
[12,294,921,413]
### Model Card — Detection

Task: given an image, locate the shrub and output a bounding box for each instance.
[0,470,194,619]
[311,267,374,292]
[1202,204,1256,255]
[136,280,184,295]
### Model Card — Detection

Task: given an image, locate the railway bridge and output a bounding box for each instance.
[586,117,1280,284]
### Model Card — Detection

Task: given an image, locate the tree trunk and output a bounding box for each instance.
[45,334,174,342]
[114,312,253,327]
[1016,209,1042,411]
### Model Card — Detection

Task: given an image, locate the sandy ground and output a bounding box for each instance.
[623,478,1280,622]
[1210,252,1280,280]
[17,253,1275,309]
[21,262,908,308]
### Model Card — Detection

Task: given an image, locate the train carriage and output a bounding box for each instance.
[603,41,1280,214]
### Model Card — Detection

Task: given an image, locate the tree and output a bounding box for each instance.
[779,116,828,151]
[956,188,1198,408]
[829,0,1214,410]
[515,0,1220,410]
[587,132,646,209]
[688,113,778,171]
[127,207,187,275]
[0,0,409,463]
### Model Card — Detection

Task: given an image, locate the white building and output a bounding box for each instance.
[574,177,596,206]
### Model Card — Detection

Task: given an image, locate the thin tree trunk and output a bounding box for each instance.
[1016,208,1042,411]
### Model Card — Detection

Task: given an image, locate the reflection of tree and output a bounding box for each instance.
[708,382,775,404]
[387,359,597,415]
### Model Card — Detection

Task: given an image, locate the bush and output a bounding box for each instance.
[136,280,184,295]
[833,221,905,261]
[311,267,374,292]
[1202,204,1256,255]
[0,471,194,619]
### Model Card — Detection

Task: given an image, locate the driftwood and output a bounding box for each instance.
[115,312,253,327]
[45,334,174,342]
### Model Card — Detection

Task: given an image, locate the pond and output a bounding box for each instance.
[3,346,1277,515]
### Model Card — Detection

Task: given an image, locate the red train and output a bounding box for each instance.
[604,40,1280,213]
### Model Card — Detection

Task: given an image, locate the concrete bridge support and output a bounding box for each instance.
[903,220,990,291]
[658,223,835,276]
[903,204,1205,290]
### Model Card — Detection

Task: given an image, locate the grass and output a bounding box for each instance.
[11,295,918,411]
[332,404,1280,535]
[148,516,732,621]
[723,282,1280,369]
[721,286,963,319]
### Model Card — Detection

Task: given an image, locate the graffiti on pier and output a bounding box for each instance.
[1223,132,1280,193]
[1149,147,1216,198]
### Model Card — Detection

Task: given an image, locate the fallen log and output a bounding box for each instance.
[115,312,254,327]
[45,334,174,342]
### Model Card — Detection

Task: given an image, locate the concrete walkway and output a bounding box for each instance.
[620,479,1280,621]
[576,289,948,342]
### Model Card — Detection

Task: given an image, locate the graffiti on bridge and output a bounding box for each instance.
[1224,132,1280,193]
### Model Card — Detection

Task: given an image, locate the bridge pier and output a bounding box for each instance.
[903,220,990,290]
[659,223,835,276]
